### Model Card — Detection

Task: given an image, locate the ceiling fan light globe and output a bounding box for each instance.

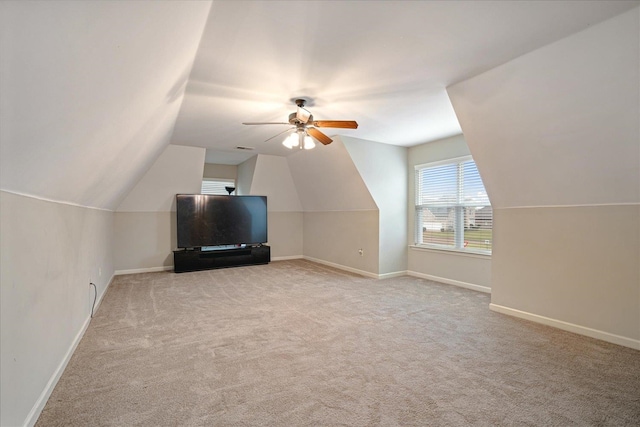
[304,136,315,150]
[283,133,297,149]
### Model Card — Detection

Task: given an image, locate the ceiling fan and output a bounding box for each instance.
[242,98,358,149]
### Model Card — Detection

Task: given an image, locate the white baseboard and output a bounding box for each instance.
[24,273,115,427]
[490,303,640,350]
[112,259,403,280]
[407,271,491,294]
[115,266,173,275]
[378,270,408,279]
[301,257,407,280]
[303,256,380,279]
[271,255,304,261]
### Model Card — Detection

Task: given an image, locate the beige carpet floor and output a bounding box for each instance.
[36,260,640,426]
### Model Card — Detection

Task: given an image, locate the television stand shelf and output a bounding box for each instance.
[173,245,270,273]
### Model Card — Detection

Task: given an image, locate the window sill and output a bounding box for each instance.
[409,245,491,260]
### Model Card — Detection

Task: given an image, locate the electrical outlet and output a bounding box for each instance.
[358,248,363,256]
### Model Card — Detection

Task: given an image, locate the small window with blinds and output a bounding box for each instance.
[415,156,492,253]
[201,179,235,195]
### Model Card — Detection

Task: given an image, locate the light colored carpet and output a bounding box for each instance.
[37,260,640,426]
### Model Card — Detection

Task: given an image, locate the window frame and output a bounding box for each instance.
[414,155,492,256]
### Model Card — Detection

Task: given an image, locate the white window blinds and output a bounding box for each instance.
[415,156,492,253]
[201,179,235,195]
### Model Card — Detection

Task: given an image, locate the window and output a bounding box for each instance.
[415,156,492,253]
[201,179,235,195]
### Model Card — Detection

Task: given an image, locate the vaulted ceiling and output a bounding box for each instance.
[174,0,639,163]
[1,0,638,209]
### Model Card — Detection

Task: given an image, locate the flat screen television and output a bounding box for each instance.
[176,194,268,248]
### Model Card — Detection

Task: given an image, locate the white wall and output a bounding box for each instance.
[448,8,639,347]
[267,212,303,259]
[0,8,212,417]
[407,135,492,290]
[342,136,408,275]
[288,140,377,212]
[239,154,303,259]
[249,155,303,212]
[117,145,206,213]
[288,139,380,275]
[303,211,380,275]
[492,206,639,341]
[0,3,211,422]
[0,191,114,427]
[203,163,238,180]
[237,155,258,196]
[114,212,176,272]
[115,144,205,272]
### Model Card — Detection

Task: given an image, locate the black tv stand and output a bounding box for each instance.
[173,245,270,273]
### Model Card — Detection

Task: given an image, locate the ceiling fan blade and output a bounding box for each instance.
[242,122,290,125]
[264,127,295,142]
[307,127,333,145]
[312,120,358,129]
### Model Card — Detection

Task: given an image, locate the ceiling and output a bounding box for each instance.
[171,0,638,164]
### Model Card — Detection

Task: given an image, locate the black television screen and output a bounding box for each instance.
[176,194,268,248]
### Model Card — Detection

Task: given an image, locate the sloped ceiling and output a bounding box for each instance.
[287,138,377,212]
[448,8,639,208]
[2,1,638,211]
[245,155,303,212]
[172,0,638,164]
[116,145,206,213]
[0,1,211,210]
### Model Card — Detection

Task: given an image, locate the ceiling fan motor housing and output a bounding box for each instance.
[288,112,313,125]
